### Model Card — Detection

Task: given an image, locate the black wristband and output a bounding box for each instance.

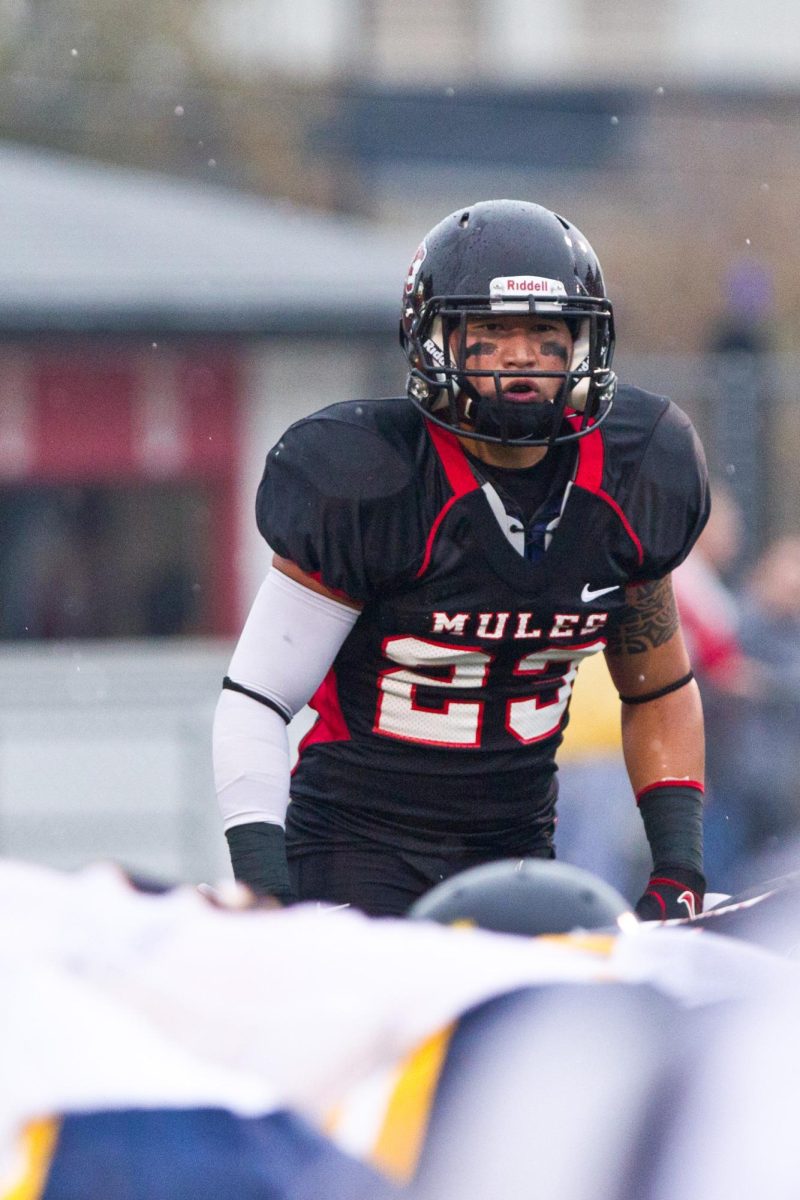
[637,785,704,877]
[225,822,294,901]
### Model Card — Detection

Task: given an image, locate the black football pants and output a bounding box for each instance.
[288,843,554,918]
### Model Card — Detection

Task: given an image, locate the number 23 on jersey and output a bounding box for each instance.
[374,636,605,749]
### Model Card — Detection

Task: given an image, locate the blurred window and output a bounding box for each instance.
[0,483,215,639]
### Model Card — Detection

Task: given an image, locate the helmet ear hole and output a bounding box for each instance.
[569,319,591,411]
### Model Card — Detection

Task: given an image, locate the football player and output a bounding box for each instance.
[213,199,710,919]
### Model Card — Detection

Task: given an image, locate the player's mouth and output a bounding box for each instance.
[502,380,544,403]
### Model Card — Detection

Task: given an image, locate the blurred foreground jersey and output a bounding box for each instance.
[11,1109,395,1200]
[4,862,800,1200]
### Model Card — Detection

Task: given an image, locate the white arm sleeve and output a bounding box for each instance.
[213,567,360,831]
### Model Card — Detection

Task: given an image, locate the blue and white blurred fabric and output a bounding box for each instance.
[2,860,800,1199]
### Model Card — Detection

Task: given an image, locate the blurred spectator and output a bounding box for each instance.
[740,536,800,667]
[705,259,775,563]
[731,537,800,882]
[673,480,761,692]
[673,481,768,891]
[708,259,773,357]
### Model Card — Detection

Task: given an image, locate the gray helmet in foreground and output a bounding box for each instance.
[408,858,635,937]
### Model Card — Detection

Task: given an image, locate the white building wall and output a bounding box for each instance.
[0,641,231,883]
[201,0,800,86]
[198,0,358,77]
[673,0,800,83]
[0,638,319,884]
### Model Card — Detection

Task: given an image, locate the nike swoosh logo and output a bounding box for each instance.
[581,583,620,603]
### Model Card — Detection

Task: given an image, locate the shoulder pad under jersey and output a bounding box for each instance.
[611,387,710,580]
[256,399,426,602]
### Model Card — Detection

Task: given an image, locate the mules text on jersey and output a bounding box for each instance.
[431,611,609,641]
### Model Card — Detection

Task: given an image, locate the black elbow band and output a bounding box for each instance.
[222,677,291,724]
[619,670,694,706]
[637,784,704,876]
[225,822,294,901]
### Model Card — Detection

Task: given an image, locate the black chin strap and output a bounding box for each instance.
[456,377,570,446]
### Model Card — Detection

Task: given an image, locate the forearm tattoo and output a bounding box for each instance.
[605,576,679,655]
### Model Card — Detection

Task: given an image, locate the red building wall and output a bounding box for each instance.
[0,341,242,636]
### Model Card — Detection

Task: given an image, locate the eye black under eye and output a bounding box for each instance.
[464,340,497,357]
[540,340,569,361]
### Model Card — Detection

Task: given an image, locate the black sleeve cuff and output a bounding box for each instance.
[225,822,295,902]
[638,785,704,877]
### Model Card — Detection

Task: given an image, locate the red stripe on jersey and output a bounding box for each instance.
[425,420,482,495]
[567,414,644,567]
[418,421,481,579]
[416,494,464,579]
[295,667,351,757]
[568,413,605,492]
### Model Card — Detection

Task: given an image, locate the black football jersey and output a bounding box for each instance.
[256,388,709,856]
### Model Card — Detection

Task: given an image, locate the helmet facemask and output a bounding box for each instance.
[407,293,616,448]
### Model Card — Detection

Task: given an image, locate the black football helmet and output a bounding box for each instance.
[407,859,635,937]
[399,199,616,446]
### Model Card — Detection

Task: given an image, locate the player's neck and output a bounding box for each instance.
[459,436,549,471]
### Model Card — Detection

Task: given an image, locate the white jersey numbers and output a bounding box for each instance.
[375,637,491,747]
[507,654,579,745]
[374,636,605,749]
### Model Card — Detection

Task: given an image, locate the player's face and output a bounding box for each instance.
[450,315,573,406]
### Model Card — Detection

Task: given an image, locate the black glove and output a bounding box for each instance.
[225,821,295,903]
[635,865,706,921]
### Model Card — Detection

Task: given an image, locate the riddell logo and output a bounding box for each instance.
[490,275,567,296]
[423,337,445,367]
